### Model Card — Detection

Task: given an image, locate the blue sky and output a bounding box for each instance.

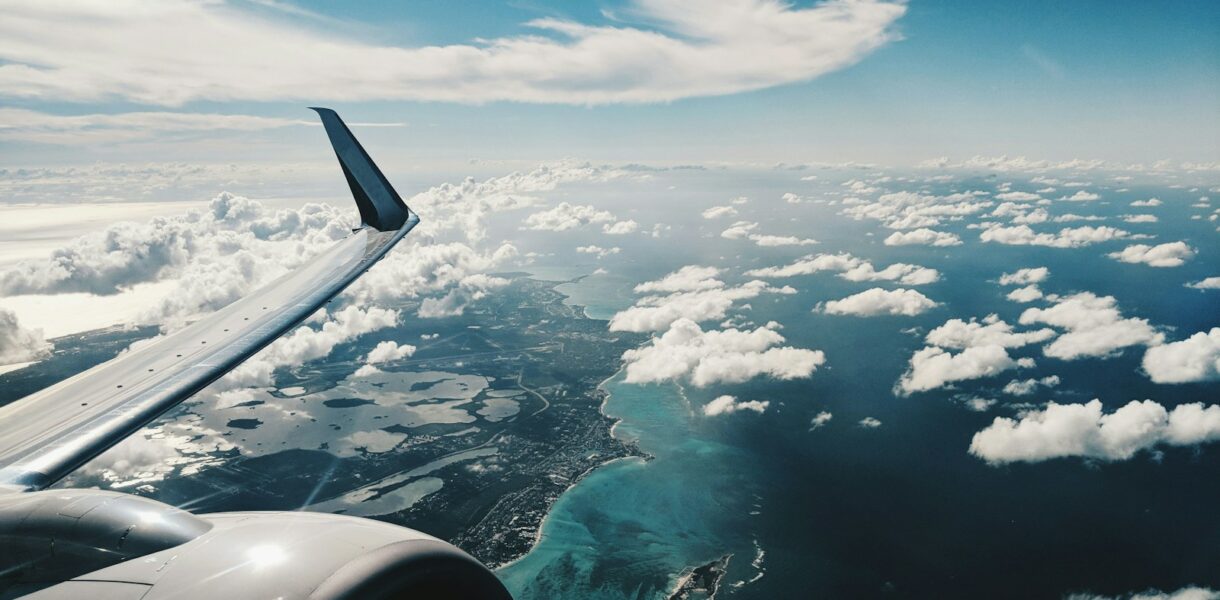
[0,0,1216,167]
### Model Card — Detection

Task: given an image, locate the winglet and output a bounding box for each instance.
[311,107,413,231]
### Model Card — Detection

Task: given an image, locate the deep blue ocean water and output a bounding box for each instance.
[497,169,1220,598]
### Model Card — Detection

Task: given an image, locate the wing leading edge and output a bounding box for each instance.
[0,109,417,492]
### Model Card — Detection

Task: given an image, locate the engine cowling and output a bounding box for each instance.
[0,489,510,599]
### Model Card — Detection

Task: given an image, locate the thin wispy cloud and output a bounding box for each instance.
[0,0,906,106]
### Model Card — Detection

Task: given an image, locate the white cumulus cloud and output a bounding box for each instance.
[999,267,1049,285]
[1006,285,1044,303]
[969,399,1220,464]
[633,265,724,294]
[746,252,939,285]
[897,345,1032,395]
[883,228,962,247]
[1108,242,1196,267]
[1186,277,1220,290]
[365,340,416,365]
[980,224,1130,248]
[0,307,52,365]
[702,205,738,219]
[925,314,1055,349]
[1142,328,1220,384]
[820,287,938,317]
[621,318,825,387]
[1002,375,1061,396]
[522,202,614,231]
[703,395,769,416]
[1019,293,1163,360]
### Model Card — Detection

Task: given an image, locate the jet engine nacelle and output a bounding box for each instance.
[0,489,511,599]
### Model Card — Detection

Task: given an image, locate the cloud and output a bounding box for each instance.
[1108,242,1196,267]
[621,318,825,387]
[999,267,1049,285]
[702,205,738,219]
[0,108,339,144]
[365,340,416,364]
[0,307,52,364]
[522,202,614,231]
[703,395,769,416]
[820,287,938,317]
[1006,285,1043,303]
[746,252,859,277]
[1122,214,1158,224]
[994,191,1042,202]
[859,417,882,428]
[1061,190,1101,202]
[883,228,962,247]
[633,265,723,294]
[1002,375,1060,396]
[1052,213,1106,223]
[0,0,906,106]
[839,261,942,284]
[1067,587,1218,600]
[748,234,819,247]
[963,397,997,412]
[0,160,622,338]
[1142,328,1220,384]
[1019,293,1163,360]
[1186,277,1220,290]
[810,411,833,429]
[919,156,1220,174]
[979,224,1130,248]
[0,192,363,329]
[576,245,622,259]
[897,345,1033,395]
[610,279,792,332]
[841,190,992,230]
[1130,198,1163,207]
[925,314,1055,349]
[602,220,639,235]
[969,399,1220,464]
[221,305,399,390]
[721,220,759,239]
[746,252,939,285]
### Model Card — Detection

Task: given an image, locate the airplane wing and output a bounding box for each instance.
[0,108,419,492]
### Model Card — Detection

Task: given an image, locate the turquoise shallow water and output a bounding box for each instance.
[498,375,762,599]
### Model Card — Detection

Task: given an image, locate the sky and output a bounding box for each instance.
[1,4,1219,596]
[0,0,1217,170]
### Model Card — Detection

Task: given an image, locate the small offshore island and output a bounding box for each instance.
[668,555,733,600]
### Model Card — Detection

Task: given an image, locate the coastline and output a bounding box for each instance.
[494,367,651,572]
